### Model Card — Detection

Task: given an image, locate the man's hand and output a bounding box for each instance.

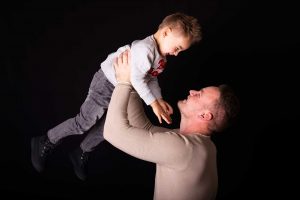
[113,50,131,84]
[150,100,172,124]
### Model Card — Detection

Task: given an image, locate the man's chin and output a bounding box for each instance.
[177,101,183,109]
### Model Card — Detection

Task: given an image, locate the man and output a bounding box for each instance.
[104,50,240,200]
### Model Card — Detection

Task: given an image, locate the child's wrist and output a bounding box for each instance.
[150,100,159,107]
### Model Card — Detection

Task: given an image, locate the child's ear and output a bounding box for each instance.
[163,27,172,37]
[163,31,167,37]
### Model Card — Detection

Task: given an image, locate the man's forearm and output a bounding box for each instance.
[104,84,133,141]
[127,92,153,130]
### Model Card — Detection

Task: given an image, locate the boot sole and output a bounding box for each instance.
[31,137,44,173]
[69,152,87,181]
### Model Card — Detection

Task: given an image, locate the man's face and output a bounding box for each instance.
[178,87,220,117]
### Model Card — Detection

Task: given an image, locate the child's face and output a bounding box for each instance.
[159,28,192,57]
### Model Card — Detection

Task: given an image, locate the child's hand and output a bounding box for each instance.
[150,100,172,124]
[157,99,174,115]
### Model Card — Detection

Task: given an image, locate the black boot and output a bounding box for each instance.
[69,147,89,181]
[31,135,56,173]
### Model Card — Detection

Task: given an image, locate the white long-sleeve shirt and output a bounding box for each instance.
[101,35,166,105]
[104,84,218,200]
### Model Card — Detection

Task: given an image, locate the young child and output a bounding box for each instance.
[31,12,202,181]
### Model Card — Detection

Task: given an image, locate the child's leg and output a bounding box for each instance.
[80,114,106,152]
[47,69,114,144]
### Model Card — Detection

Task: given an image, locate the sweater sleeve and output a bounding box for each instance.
[104,84,192,168]
[147,76,162,100]
[127,92,169,132]
[130,45,157,105]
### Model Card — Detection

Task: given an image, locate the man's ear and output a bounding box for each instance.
[198,112,213,121]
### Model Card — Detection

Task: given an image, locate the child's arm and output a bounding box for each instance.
[130,45,171,124]
[150,99,173,124]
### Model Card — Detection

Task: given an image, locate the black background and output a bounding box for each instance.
[3,0,299,199]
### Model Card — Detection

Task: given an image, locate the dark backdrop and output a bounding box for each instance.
[3,0,299,199]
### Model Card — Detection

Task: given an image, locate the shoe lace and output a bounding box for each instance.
[40,137,56,158]
[80,152,89,166]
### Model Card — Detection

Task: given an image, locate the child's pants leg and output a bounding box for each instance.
[80,115,106,152]
[47,69,114,145]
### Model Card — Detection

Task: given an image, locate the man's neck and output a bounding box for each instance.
[179,119,210,136]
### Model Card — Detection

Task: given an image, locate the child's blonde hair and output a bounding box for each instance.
[158,12,202,44]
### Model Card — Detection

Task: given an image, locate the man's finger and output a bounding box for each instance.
[113,57,118,70]
[118,52,123,65]
[123,51,128,64]
[127,50,131,65]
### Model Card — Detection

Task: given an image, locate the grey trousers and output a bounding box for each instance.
[47,69,114,152]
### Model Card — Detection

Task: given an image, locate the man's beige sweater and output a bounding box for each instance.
[104,84,218,200]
